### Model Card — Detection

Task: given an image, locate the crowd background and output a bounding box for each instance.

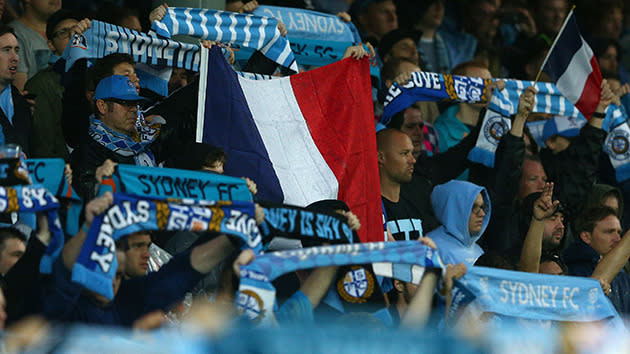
[0,0,629,352]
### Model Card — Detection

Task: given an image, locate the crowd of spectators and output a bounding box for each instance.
[0,0,630,351]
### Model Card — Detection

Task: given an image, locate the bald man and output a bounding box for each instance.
[378,129,424,241]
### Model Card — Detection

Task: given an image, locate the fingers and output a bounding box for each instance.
[242,177,257,195]
[64,164,73,186]
[149,4,168,23]
[95,159,117,183]
[200,40,216,49]
[495,79,506,91]
[72,18,91,35]
[254,204,265,224]
[277,21,287,36]
[337,12,351,23]
[365,42,376,58]
[84,192,114,225]
[233,249,255,275]
[418,236,437,250]
[241,0,259,13]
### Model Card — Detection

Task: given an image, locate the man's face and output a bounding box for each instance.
[29,0,62,19]
[468,1,499,47]
[539,260,564,275]
[583,215,622,256]
[400,106,424,158]
[361,0,397,40]
[202,161,224,174]
[598,45,618,74]
[542,212,565,250]
[518,160,547,200]
[420,1,444,29]
[379,133,416,184]
[98,99,138,136]
[0,237,25,275]
[48,18,78,56]
[112,62,140,91]
[0,33,19,86]
[388,38,419,65]
[124,233,151,278]
[468,193,487,235]
[535,0,568,35]
[598,8,623,39]
[119,15,142,32]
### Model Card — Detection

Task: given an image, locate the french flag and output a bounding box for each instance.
[542,10,602,120]
[196,46,382,242]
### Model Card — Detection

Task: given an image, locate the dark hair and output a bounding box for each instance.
[0,228,26,254]
[575,206,618,234]
[380,57,418,87]
[451,60,489,76]
[169,142,228,171]
[540,252,568,275]
[474,253,516,270]
[99,5,140,29]
[46,9,81,40]
[0,24,15,39]
[89,53,136,90]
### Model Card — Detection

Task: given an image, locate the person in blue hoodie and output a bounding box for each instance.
[427,180,490,268]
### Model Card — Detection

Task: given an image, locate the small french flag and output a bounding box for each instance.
[542,9,602,120]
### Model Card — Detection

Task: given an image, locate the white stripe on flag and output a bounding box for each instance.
[196,47,209,143]
[555,38,594,103]
[237,76,339,206]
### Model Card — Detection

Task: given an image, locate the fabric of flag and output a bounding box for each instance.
[542,11,602,120]
[196,46,380,243]
[152,7,298,72]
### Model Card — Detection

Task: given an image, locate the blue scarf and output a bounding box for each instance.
[25,158,82,236]
[449,266,625,329]
[63,20,201,96]
[0,185,64,274]
[258,203,354,245]
[75,193,262,300]
[236,241,442,325]
[88,116,157,166]
[152,7,297,73]
[381,72,492,125]
[98,164,252,202]
[247,5,360,67]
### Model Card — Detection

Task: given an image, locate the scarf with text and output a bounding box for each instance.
[25,158,82,236]
[152,7,297,73]
[88,116,158,166]
[0,185,63,274]
[449,266,624,330]
[98,164,252,202]
[75,193,262,299]
[236,241,442,325]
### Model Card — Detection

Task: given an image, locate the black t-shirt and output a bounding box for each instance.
[382,196,424,241]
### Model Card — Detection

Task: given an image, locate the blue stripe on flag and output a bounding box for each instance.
[543,13,582,81]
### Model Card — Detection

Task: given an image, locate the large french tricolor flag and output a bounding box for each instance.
[542,10,602,120]
[196,46,381,242]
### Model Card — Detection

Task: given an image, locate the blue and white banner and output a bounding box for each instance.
[250,5,360,67]
[98,164,252,202]
[450,266,624,329]
[381,72,492,125]
[26,158,82,236]
[152,7,297,72]
[75,193,262,300]
[236,241,442,325]
[63,20,201,96]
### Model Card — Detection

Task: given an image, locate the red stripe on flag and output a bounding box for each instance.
[290,58,381,242]
[575,56,603,120]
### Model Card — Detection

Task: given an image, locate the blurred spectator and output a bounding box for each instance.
[8,0,61,91]
[99,4,142,32]
[350,0,397,44]
[168,67,193,95]
[387,103,439,158]
[532,0,569,41]
[377,29,419,66]
[25,9,81,160]
[579,0,623,40]
[0,227,25,275]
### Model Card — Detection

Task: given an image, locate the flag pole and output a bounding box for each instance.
[534,5,577,85]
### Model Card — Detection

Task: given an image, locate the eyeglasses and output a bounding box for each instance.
[105,98,139,107]
[52,27,74,40]
[472,203,489,215]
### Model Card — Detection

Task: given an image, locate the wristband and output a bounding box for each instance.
[592,112,606,118]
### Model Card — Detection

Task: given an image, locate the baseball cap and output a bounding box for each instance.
[94,75,147,102]
[541,115,586,145]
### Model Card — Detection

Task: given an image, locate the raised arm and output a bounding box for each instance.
[591,228,630,287]
[518,182,559,273]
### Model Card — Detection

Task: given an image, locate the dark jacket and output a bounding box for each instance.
[564,239,630,316]
[43,249,203,326]
[0,85,33,155]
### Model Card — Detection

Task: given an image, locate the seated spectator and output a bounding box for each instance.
[8,0,61,91]
[427,180,490,268]
[377,29,420,66]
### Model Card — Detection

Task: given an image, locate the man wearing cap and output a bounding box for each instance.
[70,75,157,200]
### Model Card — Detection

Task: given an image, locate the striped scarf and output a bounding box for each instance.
[152,7,298,72]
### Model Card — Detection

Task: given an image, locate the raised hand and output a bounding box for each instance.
[532,182,560,221]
